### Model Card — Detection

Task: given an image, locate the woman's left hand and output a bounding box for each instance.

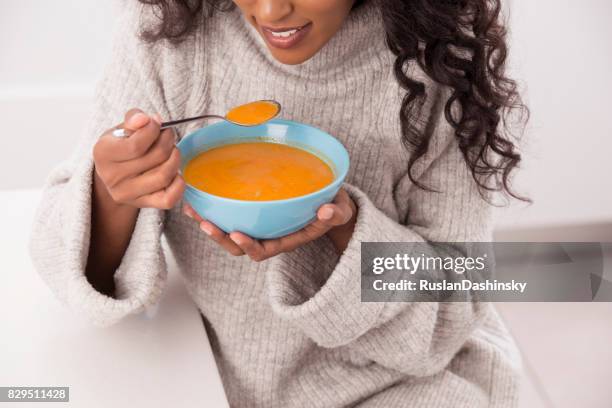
[182,188,357,261]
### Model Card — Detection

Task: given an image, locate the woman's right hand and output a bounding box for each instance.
[92,108,185,209]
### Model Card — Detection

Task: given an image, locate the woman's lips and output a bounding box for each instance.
[260,23,312,50]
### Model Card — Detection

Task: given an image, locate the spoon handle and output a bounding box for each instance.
[160,114,225,129]
[112,114,225,138]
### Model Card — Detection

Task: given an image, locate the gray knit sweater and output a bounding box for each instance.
[29,2,521,407]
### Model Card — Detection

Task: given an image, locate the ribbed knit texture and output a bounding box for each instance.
[29,2,521,407]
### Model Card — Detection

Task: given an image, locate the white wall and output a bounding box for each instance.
[1,0,611,229]
[498,0,612,228]
[0,0,118,189]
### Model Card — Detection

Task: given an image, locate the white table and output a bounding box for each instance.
[0,190,229,407]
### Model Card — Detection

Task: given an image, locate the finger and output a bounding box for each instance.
[123,108,151,131]
[199,221,244,256]
[151,113,163,126]
[115,128,176,177]
[232,190,355,259]
[99,109,149,147]
[258,226,322,258]
[133,147,181,196]
[111,148,181,202]
[316,190,354,226]
[102,114,162,162]
[182,203,205,223]
[120,116,162,161]
[229,232,267,261]
[296,201,351,240]
[256,200,351,257]
[132,173,185,210]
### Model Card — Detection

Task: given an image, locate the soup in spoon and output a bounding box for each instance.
[225,100,280,126]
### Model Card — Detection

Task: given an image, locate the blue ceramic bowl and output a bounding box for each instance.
[177,119,350,239]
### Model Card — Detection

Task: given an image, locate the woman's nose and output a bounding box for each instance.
[254,0,293,24]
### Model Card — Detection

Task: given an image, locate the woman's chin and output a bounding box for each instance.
[266,46,317,66]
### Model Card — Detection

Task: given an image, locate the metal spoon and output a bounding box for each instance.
[112,99,281,138]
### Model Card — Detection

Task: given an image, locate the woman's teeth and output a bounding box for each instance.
[269,29,298,38]
[261,23,311,49]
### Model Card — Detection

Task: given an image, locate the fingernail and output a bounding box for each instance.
[185,211,192,218]
[130,112,148,125]
[152,113,163,125]
[200,223,212,235]
[229,235,241,245]
[320,207,334,220]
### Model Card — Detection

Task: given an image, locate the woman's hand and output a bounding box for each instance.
[93,108,185,209]
[182,188,358,261]
[87,108,185,295]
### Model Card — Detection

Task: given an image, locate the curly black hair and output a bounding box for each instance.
[138,0,529,202]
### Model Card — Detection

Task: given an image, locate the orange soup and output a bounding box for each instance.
[184,142,335,201]
[225,100,279,126]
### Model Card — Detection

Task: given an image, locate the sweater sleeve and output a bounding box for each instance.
[266,86,496,377]
[28,3,192,326]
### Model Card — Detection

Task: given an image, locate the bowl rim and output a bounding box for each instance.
[178,118,350,205]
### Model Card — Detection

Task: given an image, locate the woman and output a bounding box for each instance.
[30,0,526,406]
